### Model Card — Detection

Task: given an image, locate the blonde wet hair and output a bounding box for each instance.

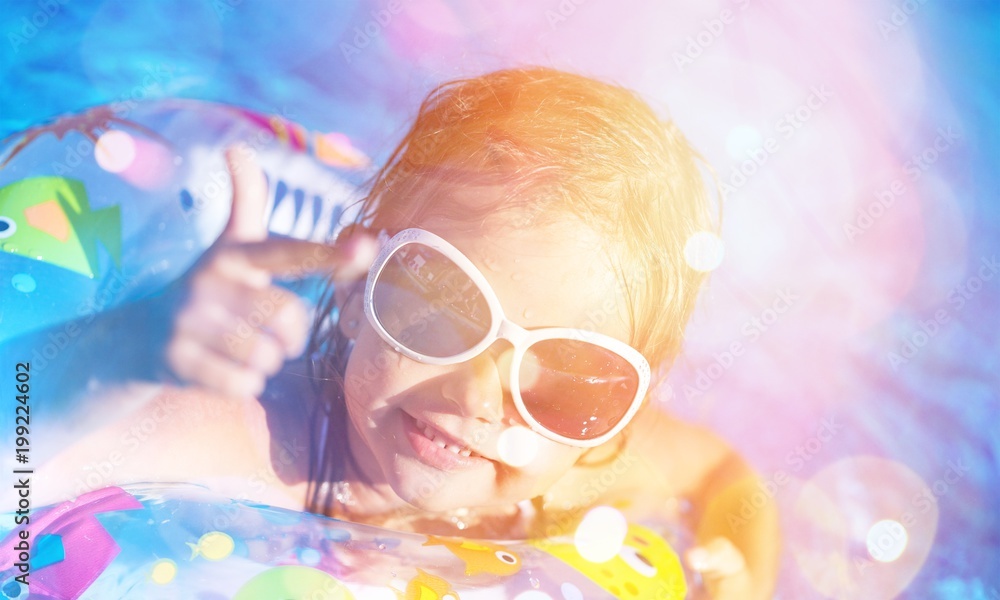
[350,66,718,372]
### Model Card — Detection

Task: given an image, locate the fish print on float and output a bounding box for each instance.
[0,99,367,344]
[0,177,121,278]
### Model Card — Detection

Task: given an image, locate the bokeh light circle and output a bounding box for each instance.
[866,519,908,563]
[95,130,137,173]
[725,125,765,160]
[498,426,539,467]
[790,456,937,600]
[573,506,628,563]
[684,231,726,272]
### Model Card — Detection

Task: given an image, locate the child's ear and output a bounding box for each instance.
[334,224,375,340]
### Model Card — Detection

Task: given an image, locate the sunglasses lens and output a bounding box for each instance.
[372,244,492,358]
[518,339,641,441]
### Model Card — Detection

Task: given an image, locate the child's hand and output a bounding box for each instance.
[685,537,756,600]
[164,148,377,398]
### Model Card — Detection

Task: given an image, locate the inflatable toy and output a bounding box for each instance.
[0,99,368,344]
[0,485,686,599]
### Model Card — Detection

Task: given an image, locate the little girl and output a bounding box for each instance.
[23,68,779,599]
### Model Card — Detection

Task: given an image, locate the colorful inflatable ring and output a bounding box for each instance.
[0,486,686,599]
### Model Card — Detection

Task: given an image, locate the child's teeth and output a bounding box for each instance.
[418,419,474,456]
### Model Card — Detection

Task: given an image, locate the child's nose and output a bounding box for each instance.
[439,341,510,424]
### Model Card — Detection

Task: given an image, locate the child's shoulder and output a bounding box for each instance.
[628,407,742,494]
[544,407,740,521]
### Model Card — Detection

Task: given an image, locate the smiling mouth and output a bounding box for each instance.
[413,418,478,458]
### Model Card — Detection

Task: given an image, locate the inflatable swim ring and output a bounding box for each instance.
[0,485,686,599]
[0,102,686,598]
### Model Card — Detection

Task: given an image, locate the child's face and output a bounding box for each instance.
[342,188,634,512]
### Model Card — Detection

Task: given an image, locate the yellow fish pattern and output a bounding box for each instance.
[187,531,235,561]
[423,535,521,577]
[397,569,460,600]
[532,524,686,599]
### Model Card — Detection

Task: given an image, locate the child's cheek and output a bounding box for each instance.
[345,332,403,401]
[510,437,584,478]
[346,328,433,404]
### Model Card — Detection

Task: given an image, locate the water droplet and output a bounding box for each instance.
[483,255,501,272]
[529,577,540,589]
[522,308,534,320]
[377,542,387,551]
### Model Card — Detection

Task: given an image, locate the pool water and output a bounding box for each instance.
[1,0,998,598]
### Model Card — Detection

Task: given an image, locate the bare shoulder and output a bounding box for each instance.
[544,406,746,522]
[625,405,740,496]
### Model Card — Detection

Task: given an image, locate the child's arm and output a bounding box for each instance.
[1,149,374,464]
[627,411,781,600]
[686,450,781,600]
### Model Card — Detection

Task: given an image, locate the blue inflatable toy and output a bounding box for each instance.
[0,100,368,344]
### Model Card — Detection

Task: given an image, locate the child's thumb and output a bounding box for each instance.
[222,146,269,242]
[685,538,746,577]
[686,547,712,572]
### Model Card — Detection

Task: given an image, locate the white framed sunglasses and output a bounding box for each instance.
[362,228,651,448]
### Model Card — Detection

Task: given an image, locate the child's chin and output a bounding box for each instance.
[398,484,477,513]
